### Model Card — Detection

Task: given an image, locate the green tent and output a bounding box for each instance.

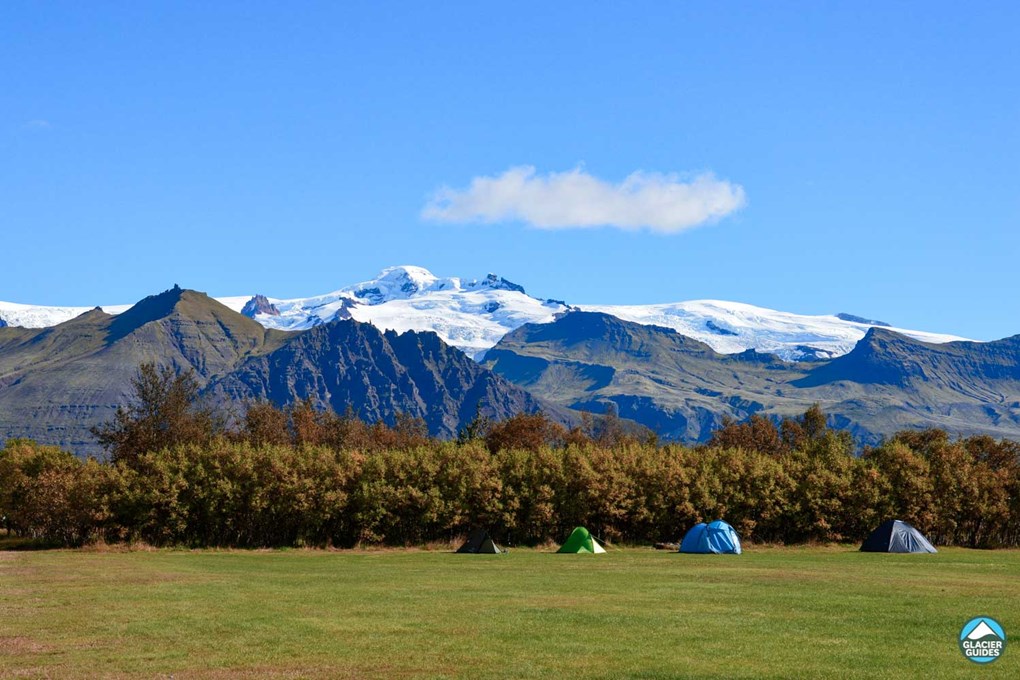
[557,526,606,554]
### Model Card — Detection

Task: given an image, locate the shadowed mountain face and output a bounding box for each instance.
[797,328,1020,388]
[207,319,544,438]
[483,312,1020,444]
[0,287,544,454]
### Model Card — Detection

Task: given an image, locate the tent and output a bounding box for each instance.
[860,520,937,553]
[679,520,742,554]
[557,527,606,554]
[456,528,504,554]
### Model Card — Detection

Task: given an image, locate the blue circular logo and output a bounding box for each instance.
[959,616,1006,664]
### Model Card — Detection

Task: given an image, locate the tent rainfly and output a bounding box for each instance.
[679,520,742,554]
[859,520,937,553]
[557,527,606,554]
[456,529,504,554]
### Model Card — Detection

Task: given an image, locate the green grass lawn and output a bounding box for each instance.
[1,546,1017,678]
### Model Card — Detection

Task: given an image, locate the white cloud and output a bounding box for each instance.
[422,165,746,234]
[22,119,51,131]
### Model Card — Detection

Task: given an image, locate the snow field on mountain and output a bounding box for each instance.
[0,266,969,361]
[581,299,967,361]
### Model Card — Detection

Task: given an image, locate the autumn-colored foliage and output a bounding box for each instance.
[3,422,1018,548]
[2,366,1018,549]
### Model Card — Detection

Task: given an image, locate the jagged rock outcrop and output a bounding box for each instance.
[241,294,281,318]
[209,319,546,438]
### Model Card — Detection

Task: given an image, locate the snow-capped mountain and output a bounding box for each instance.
[580,300,965,361]
[0,265,969,361]
[216,266,568,358]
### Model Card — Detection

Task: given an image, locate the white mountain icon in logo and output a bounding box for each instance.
[966,621,1000,640]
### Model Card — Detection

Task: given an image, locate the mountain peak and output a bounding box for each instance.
[347,265,451,303]
[343,266,533,305]
[241,294,281,318]
[467,273,527,295]
[74,306,112,323]
[503,310,713,355]
[858,326,921,347]
[106,287,265,343]
[109,285,186,331]
[376,264,438,284]
[795,327,929,388]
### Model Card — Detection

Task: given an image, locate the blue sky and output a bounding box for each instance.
[2,2,1017,340]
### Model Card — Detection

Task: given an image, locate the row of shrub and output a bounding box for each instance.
[3,425,1017,549]
[2,364,1017,549]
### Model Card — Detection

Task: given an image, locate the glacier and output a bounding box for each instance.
[0,265,970,362]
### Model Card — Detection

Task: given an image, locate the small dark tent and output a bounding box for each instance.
[860,520,936,553]
[456,529,504,554]
[679,520,742,554]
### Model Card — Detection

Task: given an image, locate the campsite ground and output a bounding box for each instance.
[1,545,1017,678]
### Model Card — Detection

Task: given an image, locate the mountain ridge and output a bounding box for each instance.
[0,265,970,362]
[0,286,549,454]
[483,311,1020,444]
[3,288,1020,451]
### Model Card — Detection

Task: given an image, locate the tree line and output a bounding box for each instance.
[1,364,1018,549]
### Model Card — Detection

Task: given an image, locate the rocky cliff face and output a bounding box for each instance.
[208,318,546,438]
[241,294,281,318]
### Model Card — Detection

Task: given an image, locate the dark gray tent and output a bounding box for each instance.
[456,529,504,554]
[860,520,937,553]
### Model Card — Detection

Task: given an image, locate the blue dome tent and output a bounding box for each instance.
[679,520,742,554]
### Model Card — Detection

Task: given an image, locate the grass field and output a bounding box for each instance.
[1,545,1017,678]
